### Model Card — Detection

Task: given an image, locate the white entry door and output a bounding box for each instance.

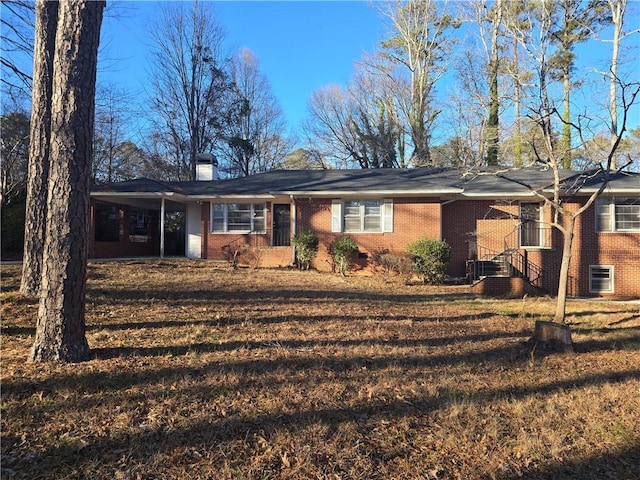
[186,203,202,259]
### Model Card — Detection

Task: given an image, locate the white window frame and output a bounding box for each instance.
[596,197,640,232]
[210,202,266,234]
[519,202,544,248]
[331,199,393,233]
[589,265,614,294]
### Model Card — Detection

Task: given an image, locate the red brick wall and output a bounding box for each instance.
[443,198,639,298]
[90,196,639,298]
[296,197,441,272]
[569,199,640,299]
[442,200,496,278]
[202,202,293,268]
[471,276,542,298]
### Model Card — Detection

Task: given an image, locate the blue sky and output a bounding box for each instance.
[94,0,639,141]
[98,1,384,137]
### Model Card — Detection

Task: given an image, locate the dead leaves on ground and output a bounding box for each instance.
[1,261,639,479]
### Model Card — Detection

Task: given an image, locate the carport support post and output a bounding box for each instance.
[290,195,296,265]
[160,197,165,258]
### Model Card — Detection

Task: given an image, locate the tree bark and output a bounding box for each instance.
[554,215,576,324]
[30,0,105,363]
[486,0,502,167]
[561,65,572,169]
[20,0,58,298]
[512,34,523,167]
[531,320,573,352]
[608,0,625,168]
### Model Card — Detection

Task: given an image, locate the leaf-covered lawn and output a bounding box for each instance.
[1,260,639,479]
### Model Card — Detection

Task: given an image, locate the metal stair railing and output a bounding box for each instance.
[471,224,579,296]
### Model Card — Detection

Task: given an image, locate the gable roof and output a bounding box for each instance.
[91,167,638,200]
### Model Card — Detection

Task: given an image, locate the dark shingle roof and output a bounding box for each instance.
[91,178,178,194]
[91,167,638,198]
[180,168,464,196]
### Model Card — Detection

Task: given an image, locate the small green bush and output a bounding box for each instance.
[329,235,359,276]
[407,237,451,284]
[292,229,319,270]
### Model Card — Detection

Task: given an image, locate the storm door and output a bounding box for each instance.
[273,204,291,246]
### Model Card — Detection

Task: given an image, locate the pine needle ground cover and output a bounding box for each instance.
[1,261,639,480]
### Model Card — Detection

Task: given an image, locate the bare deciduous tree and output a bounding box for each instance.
[221,48,292,177]
[511,0,640,331]
[147,0,229,180]
[604,0,639,164]
[0,0,34,108]
[0,111,29,208]
[375,0,459,166]
[304,67,401,169]
[93,83,138,183]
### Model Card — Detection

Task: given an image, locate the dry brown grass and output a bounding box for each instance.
[1,260,639,480]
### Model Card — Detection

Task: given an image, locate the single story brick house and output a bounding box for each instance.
[90,164,640,299]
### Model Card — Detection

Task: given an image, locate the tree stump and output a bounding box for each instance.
[530,320,574,353]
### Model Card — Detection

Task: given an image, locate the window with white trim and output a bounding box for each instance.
[596,197,640,232]
[211,203,266,233]
[589,265,614,293]
[331,199,393,233]
[520,202,542,247]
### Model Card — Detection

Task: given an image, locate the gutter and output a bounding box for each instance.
[276,188,463,197]
[187,194,276,200]
[459,191,540,197]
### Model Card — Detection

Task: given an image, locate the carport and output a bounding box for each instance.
[90,180,195,259]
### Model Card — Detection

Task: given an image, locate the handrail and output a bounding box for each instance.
[503,223,555,251]
[471,239,580,297]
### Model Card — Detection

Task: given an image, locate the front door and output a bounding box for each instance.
[273,204,291,246]
[186,203,201,258]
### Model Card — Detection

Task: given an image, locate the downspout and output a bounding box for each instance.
[440,196,461,280]
[440,198,458,241]
[290,194,297,265]
[160,197,165,259]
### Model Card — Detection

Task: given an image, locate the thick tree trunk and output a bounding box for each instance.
[513,35,522,167]
[486,62,499,166]
[30,0,105,363]
[486,0,501,167]
[554,217,575,324]
[531,320,573,352]
[561,66,572,169]
[529,217,575,352]
[608,0,625,168]
[20,0,58,297]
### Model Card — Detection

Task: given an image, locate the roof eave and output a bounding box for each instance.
[188,194,277,200]
[90,191,187,200]
[461,191,542,197]
[280,188,464,197]
[575,187,640,194]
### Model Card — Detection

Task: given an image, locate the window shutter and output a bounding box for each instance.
[595,198,612,232]
[331,199,342,232]
[383,198,393,232]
